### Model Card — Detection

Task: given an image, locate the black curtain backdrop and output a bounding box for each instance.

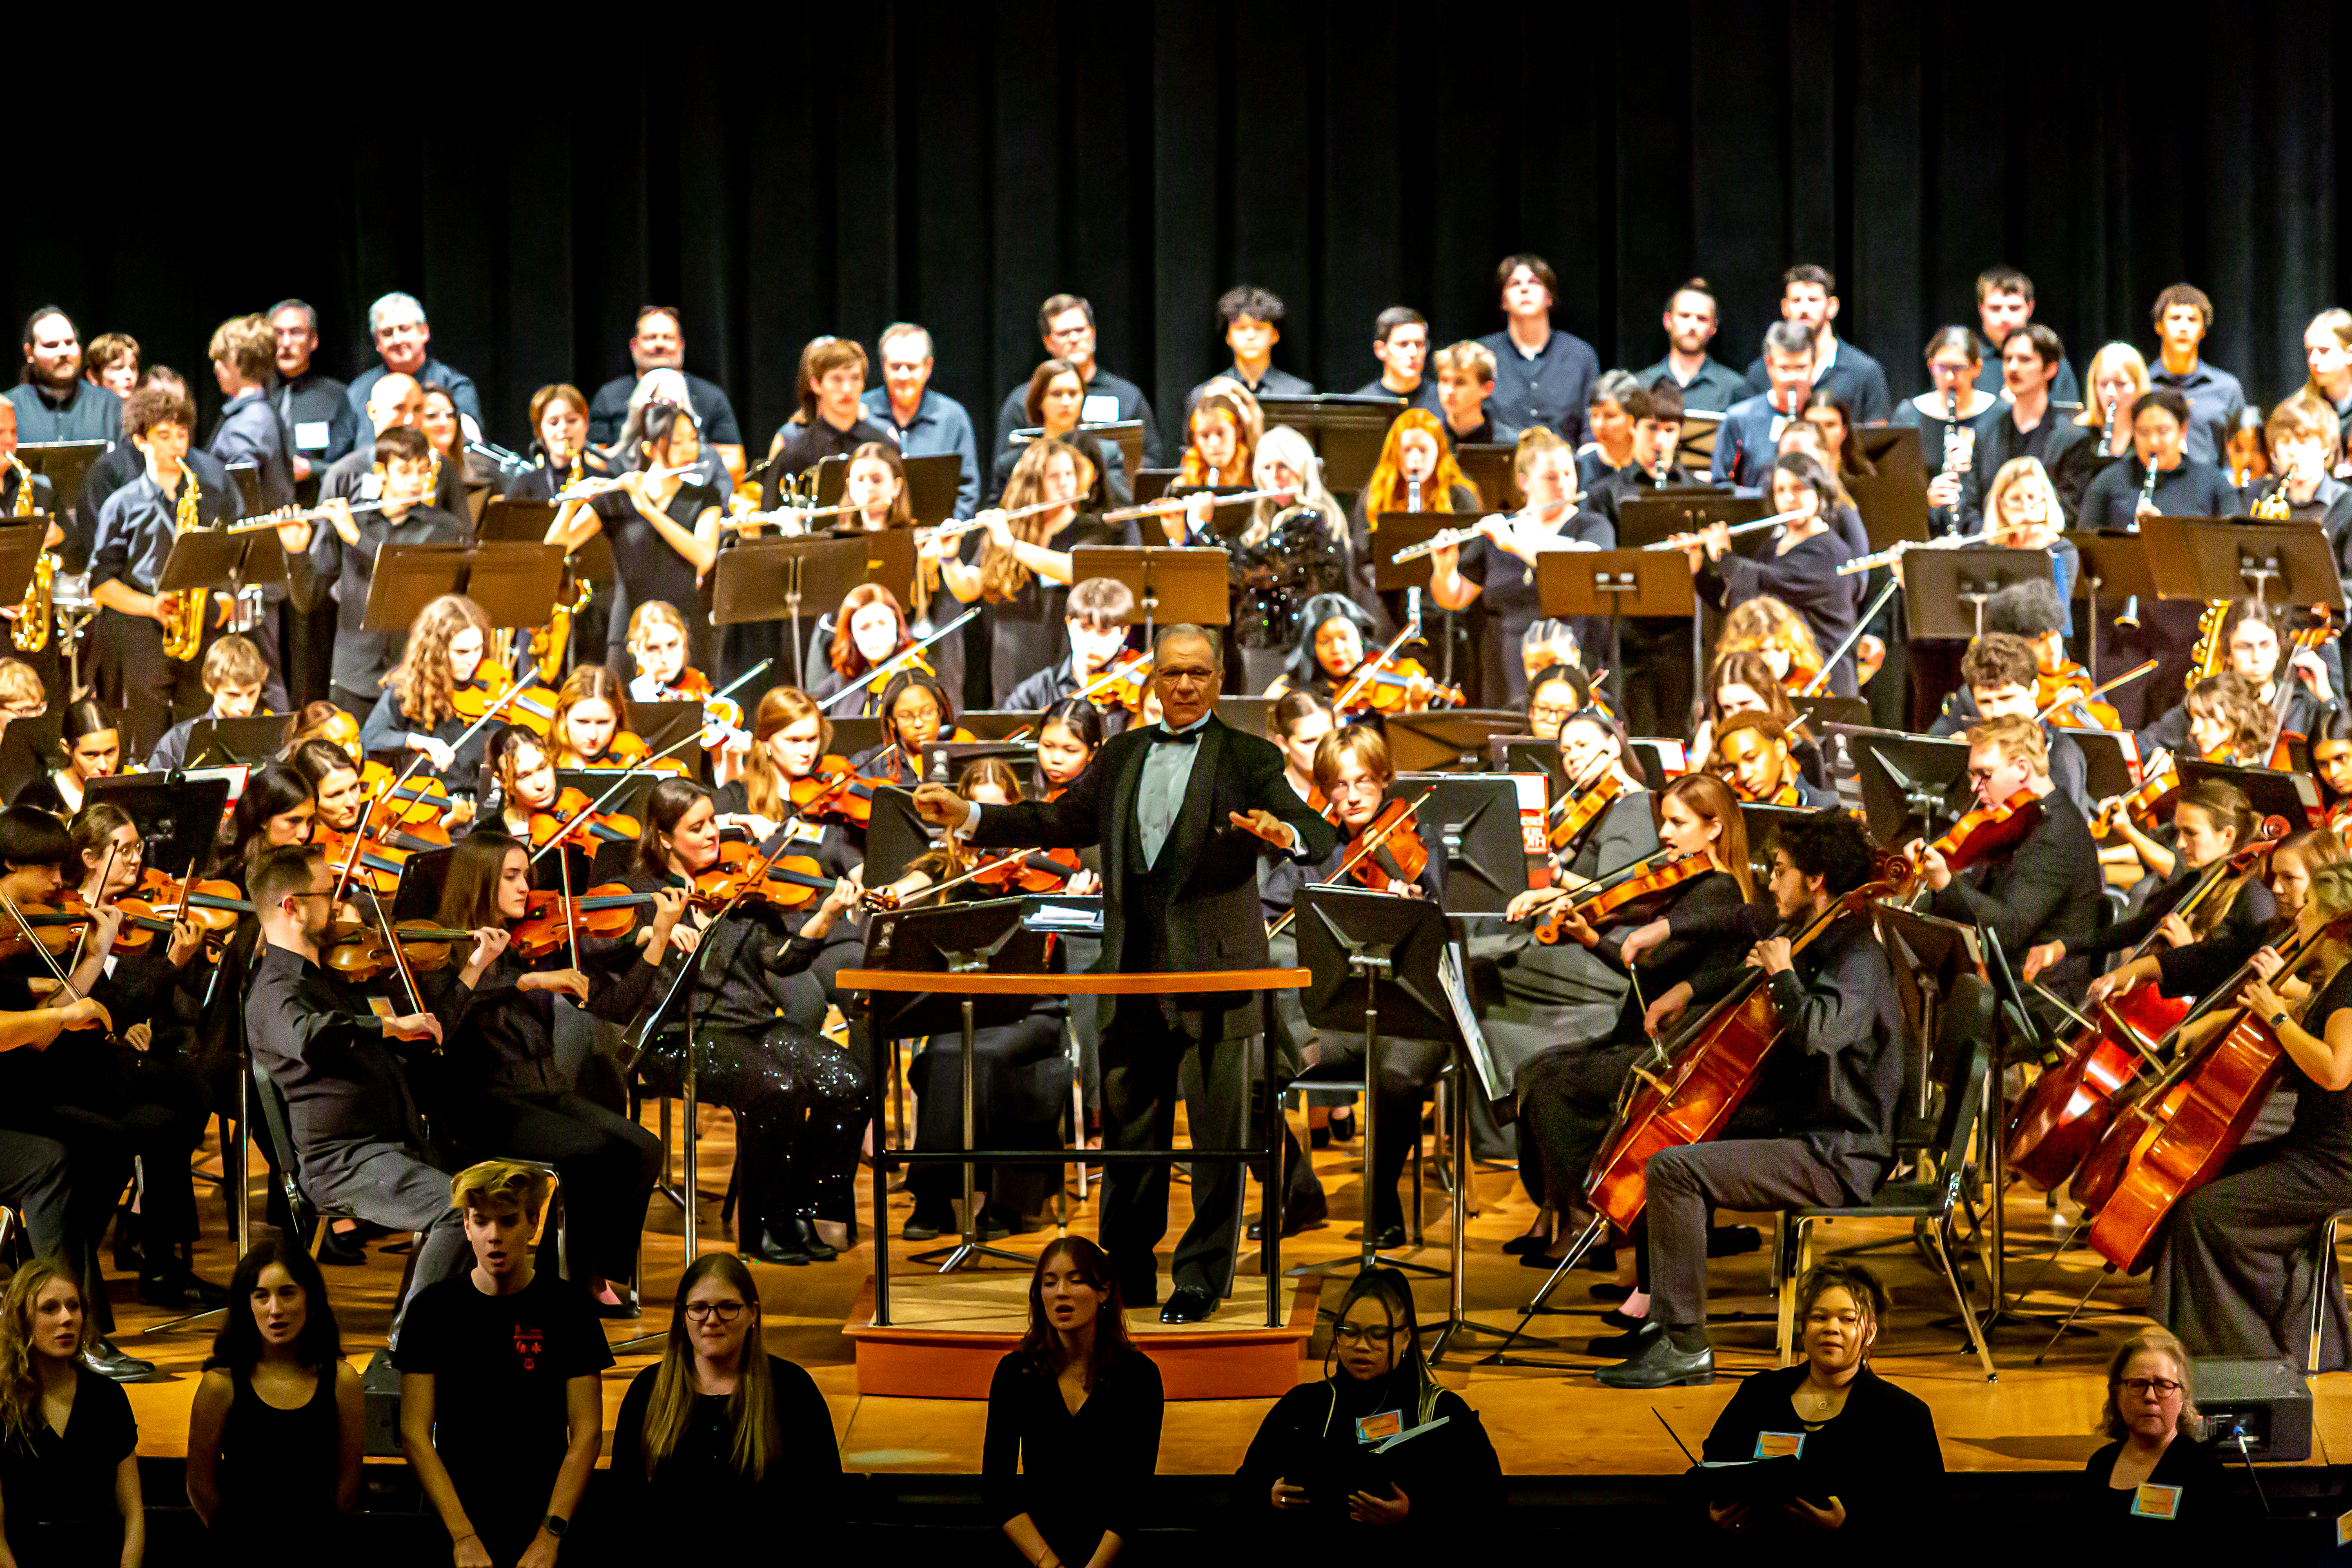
[14,2,2342,454]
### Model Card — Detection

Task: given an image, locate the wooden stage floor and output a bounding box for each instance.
[105,1105,2352,1476]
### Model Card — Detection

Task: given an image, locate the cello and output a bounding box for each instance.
[2004,817,2287,1190]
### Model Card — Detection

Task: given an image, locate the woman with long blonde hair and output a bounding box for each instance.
[361,592,494,801]
[0,1259,145,1566]
[710,686,864,877]
[1229,426,1350,691]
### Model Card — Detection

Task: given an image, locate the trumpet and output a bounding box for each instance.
[1100,485,1285,523]
[1641,507,1806,552]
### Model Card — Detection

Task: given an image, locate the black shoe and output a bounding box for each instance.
[1577,1245,1618,1274]
[1309,1125,1332,1150]
[82,1337,155,1381]
[1594,1330,1714,1388]
[1586,1319,1659,1359]
[595,1287,642,1319]
[1588,1282,1634,1303]
[746,1230,811,1266]
[138,1269,228,1309]
[791,1217,838,1262]
[1160,1285,1218,1324]
[1248,1188,1329,1241]
[1368,1222,1405,1251]
[1706,1224,1761,1258]
[1328,1109,1356,1142]
[1599,1307,1647,1332]
[315,1226,367,1267]
[1501,1227,1554,1256]
[1519,1248,1567,1270]
[977,1204,1035,1241]
[901,1203,952,1242]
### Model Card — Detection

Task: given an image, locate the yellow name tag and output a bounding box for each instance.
[1753,1431,1806,1459]
[1354,1410,1402,1443]
[2336,1507,2352,1547]
[2131,1482,2182,1520]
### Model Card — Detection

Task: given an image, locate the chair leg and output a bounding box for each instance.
[2311,1216,2342,1376]
[1930,1218,1999,1382]
[1069,1032,1088,1203]
[1774,1214,1798,1368]
[1410,1100,1425,1247]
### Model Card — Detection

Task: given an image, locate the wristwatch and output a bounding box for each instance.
[543,1515,569,1539]
[2270,1010,2293,1031]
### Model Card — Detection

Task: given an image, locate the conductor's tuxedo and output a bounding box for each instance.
[968,713,1336,1300]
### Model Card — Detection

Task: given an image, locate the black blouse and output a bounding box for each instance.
[2076,1434,2236,1540]
[0,1365,135,1551]
[981,1348,1163,1564]
[1232,507,1350,652]
[606,1355,841,1552]
[1236,1370,1502,1535]
[1698,1363,1943,1542]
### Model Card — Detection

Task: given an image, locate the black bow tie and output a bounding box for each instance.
[1150,725,1202,746]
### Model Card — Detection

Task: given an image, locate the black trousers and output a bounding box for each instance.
[1292,1031,1448,1233]
[909,1010,1067,1221]
[653,1024,863,1240]
[449,1090,661,1283]
[1639,1135,1846,1331]
[98,609,210,762]
[1099,1002,1263,1299]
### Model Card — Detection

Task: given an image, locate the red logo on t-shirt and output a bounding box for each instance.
[513,1323,544,1372]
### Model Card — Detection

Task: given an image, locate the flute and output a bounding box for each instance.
[1836,524,2016,575]
[722,499,864,531]
[1387,498,1576,564]
[550,462,693,503]
[1100,485,1285,523]
[914,495,1080,542]
[1640,507,1807,552]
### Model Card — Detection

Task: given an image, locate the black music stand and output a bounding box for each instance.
[923,739,1037,783]
[1627,738,1690,786]
[1394,773,1527,915]
[2055,727,2135,803]
[710,535,871,689]
[2140,516,2343,610]
[1737,802,1814,884]
[1067,546,1230,640]
[15,440,106,503]
[864,786,935,889]
[479,496,615,585]
[1536,548,1699,710]
[1254,395,1403,495]
[860,896,1057,1271]
[1900,547,2056,640]
[1452,444,1518,512]
[1294,886,1459,1282]
[1490,735,1560,782]
[2177,759,2323,829]
[1132,470,1177,508]
[1011,419,1145,484]
[1876,907,1986,1118]
[156,527,287,641]
[552,768,667,826]
[1381,710,1526,774]
[903,455,964,526]
[2066,532,2158,677]
[1850,426,1931,550]
[631,701,707,785]
[85,773,230,881]
[0,524,45,610]
[184,716,295,768]
[1372,513,1466,593]
[831,717,886,758]
[1842,727,1972,845]
[954,710,1046,739]
[391,846,459,922]
[363,543,563,635]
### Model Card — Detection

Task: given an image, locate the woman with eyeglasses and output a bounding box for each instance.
[2075,1327,2233,1537]
[607,1254,840,1552]
[1239,1266,1499,1539]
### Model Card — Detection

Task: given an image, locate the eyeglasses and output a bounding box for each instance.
[1528,703,1575,724]
[685,1301,745,1322]
[2114,1376,2182,1397]
[1332,1323,1396,1345]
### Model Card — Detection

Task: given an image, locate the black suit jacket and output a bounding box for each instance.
[967,716,1336,1036]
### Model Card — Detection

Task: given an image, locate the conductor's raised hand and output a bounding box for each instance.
[911,783,970,830]
[1229,808,1294,848]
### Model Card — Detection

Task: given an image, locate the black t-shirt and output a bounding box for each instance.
[0,1365,136,1538]
[391,1271,612,1516]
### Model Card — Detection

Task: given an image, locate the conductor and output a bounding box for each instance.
[914,625,1336,1323]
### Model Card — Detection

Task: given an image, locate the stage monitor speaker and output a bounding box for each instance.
[2192,1356,2312,1461]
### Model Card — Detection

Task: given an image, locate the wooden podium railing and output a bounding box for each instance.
[842,967,1310,1328]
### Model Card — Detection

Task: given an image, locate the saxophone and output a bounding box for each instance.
[528,452,587,683]
[4,454,49,652]
[158,460,208,662]
[2187,600,2230,693]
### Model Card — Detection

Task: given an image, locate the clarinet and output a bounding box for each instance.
[2102,393,2119,456]
[2137,459,2159,523]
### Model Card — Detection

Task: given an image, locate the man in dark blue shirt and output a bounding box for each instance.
[1972,268,2082,405]
[1189,284,1314,408]
[861,322,980,520]
[267,300,359,487]
[1432,341,1518,449]
[207,314,295,512]
[9,307,121,446]
[2147,282,2247,468]
[1348,307,1437,413]
[585,306,745,488]
[1960,324,2090,530]
[1713,323,1818,489]
[1635,278,1748,414]
[346,292,481,433]
[1740,264,1893,425]
[1477,254,1601,443]
[993,294,1165,471]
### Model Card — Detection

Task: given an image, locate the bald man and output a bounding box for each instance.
[321,372,463,516]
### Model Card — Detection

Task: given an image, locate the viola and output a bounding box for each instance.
[1584,870,1897,1232]
[1547,773,1624,855]
[527,787,642,853]
[2005,818,2288,1192]
[1335,799,1430,893]
[1332,656,1463,717]
[1535,850,1711,946]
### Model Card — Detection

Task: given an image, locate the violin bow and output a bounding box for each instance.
[816,605,981,712]
[526,728,703,866]
[1333,588,1424,714]
[2030,657,2158,727]
[0,891,82,1002]
[1267,786,1438,938]
[619,823,817,1076]
[1797,572,1904,699]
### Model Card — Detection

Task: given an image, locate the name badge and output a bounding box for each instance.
[1354,1410,1402,1444]
[2336,1506,2352,1546]
[786,817,826,845]
[294,420,331,452]
[1752,1432,1806,1460]
[1081,393,1122,426]
[2130,1482,2182,1520]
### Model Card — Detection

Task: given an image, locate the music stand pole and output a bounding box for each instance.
[1425,1056,1517,1365]
[909,968,1039,1274]
[786,555,807,692]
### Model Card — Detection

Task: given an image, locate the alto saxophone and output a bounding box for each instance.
[158,460,208,662]
[528,452,587,683]
[4,453,51,652]
[2187,599,2230,693]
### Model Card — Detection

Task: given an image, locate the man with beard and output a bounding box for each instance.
[586,305,745,484]
[1740,264,1893,425]
[267,298,359,486]
[345,291,481,433]
[9,307,121,444]
[1636,279,1747,414]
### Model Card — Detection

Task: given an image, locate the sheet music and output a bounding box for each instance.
[1439,943,1507,1100]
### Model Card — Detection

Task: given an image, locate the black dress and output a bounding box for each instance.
[1236,1369,1502,1544]
[967,511,1140,707]
[589,470,727,676]
[1697,1363,1944,1543]
[981,1347,1164,1567]
[1456,506,1614,710]
[605,1355,841,1555]
[1231,506,1350,690]
[1694,525,1863,696]
[205,1363,345,1550]
[0,1365,136,1568]
[2073,1434,2237,1542]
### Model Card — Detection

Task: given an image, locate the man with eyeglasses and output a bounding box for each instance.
[991,294,1165,476]
[1919,715,2100,1007]
[862,321,980,520]
[911,625,1336,1325]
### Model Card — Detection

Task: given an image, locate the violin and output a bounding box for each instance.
[1083,657,1152,713]
[692,844,841,910]
[0,895,116,962]
[1335,799,1430,894]
[320,919,483,982]
[453,679,559,735]
[1547,773,1623,855]
[1726,775,1800,807]
[2034,658,2121,731]
[1585,868,1897,1232]
[1535,850,1711,945]
[132,871,252,941]
[972,849,1084,895]
[1332,656,1463,717]
[2262,607,2336,770]
[509,884,667,961]
[600,731,690,777]
[527,787,642,853]
[2098,762,2181,840]
[2005,817,2288,1192]
[789,755,884,826]
[1899,788,2044,893]
[315,827,414,898]
[374,773,461,832]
